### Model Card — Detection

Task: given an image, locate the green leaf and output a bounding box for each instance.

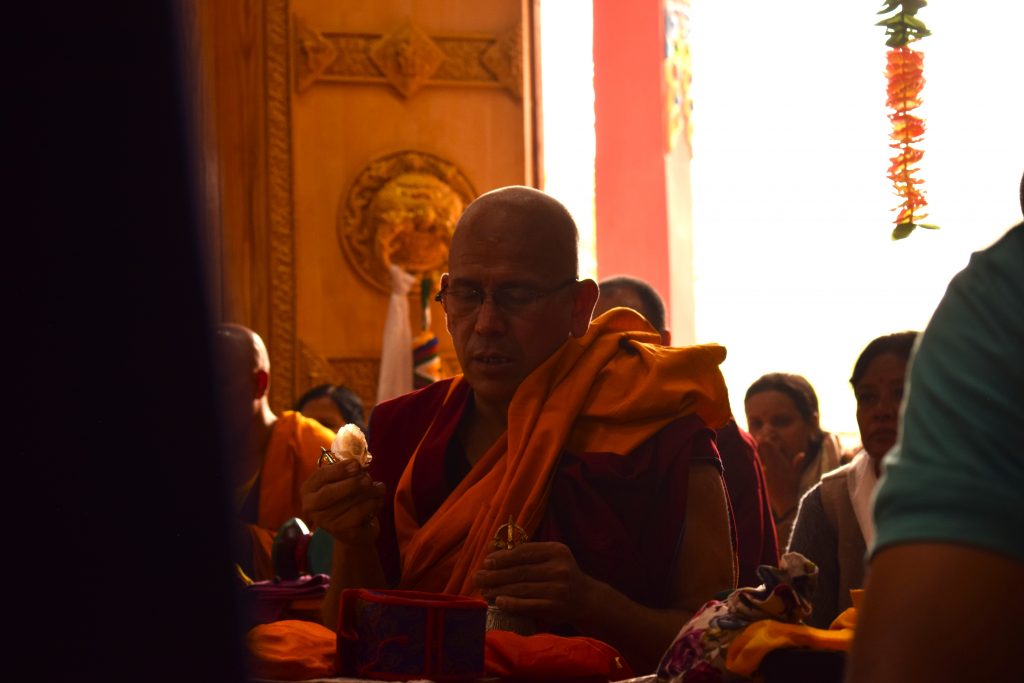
[876,14,905,26]
[892,223,917,240]
[886,31,909,47]
[917,223,941,230]
[877,1,902,15]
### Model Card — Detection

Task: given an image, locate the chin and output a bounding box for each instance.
[465,377,517,407]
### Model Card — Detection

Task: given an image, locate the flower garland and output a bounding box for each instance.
[877,0,939,239]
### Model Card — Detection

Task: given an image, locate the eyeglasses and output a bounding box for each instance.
[434,277,578,317]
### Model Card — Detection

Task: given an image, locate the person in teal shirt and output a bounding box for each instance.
[847,220,1024,683]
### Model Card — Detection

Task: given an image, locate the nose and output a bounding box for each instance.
[877,393,900,420]
[473,295,507,336]
[750,425,773,445]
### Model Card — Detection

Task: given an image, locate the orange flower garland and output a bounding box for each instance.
[877,1,939,239]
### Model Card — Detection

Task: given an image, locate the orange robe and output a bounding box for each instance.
[384,309,732,596]
[238,410,334,580]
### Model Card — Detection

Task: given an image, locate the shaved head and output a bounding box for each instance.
[441,186,598,415]
[213,323,273,437]
[214,323,269,375]
[450,186,580,281]
[594,276,670,345]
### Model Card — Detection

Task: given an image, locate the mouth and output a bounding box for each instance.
[868,429,898,450]
[471,352,513,367]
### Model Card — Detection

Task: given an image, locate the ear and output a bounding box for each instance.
[253,369,270,400]
[569,279,600,338]
[439,272,452,334]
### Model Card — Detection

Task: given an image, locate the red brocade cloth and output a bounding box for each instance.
[246,618,634,682]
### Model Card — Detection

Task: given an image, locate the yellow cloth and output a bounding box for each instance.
[244,411,334,580]
[395,308,732,595]
[725,607,858,677]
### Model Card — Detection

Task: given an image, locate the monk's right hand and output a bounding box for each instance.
[301,459,385,546]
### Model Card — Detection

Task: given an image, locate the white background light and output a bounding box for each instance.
[688,0,1024,443]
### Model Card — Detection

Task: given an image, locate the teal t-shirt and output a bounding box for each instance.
[872,223,1024,562]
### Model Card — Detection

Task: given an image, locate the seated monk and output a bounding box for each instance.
[214,324,334,580]
[594,274,779,587]
[301,187,737,672]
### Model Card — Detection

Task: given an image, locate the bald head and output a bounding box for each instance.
[594,275,670,345]
[214,323,269,375]
[450,186,579,281]
[441,186,598,414]
[214,324,272,435]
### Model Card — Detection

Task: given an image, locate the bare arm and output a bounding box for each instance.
[476,462,735,673]
[847,543,1024,683]
[300,459,387,629]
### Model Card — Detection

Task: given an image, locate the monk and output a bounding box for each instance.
[594,275,779,587]
[301,187,736,672]
[214,324,334,580]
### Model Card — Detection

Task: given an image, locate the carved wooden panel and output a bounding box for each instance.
[265,0,297,415]
[293,15,523,100]
[198,0,535,412]
[339,150,476,294]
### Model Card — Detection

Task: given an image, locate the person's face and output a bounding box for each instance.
[214,355,260,435]
[442,215,593,412]
[299,395,346,434]
[854,353,907,460]
[745,390,816,463]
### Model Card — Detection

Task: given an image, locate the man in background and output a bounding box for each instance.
[215,323,335,580]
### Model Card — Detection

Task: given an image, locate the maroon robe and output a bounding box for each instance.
[368,378,725,613]
[715,419,779,587]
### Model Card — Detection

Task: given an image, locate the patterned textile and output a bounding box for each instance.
[655,553,817,682]
[413,330,441,389]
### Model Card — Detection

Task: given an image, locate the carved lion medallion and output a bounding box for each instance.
[339,151,476,293]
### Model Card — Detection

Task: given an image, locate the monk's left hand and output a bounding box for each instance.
[474,541,598,626]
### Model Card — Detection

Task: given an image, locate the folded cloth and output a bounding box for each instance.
[485,630,635,682]
[655,552,825,682]
[243,573,330,626]
[245,619,336,680]
[725,619,852,677]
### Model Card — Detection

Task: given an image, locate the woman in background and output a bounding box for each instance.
[744,373,843,548]
[787,331,917,627]
[295,383,367,434]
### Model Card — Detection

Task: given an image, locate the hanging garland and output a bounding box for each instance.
[877,0,939,239]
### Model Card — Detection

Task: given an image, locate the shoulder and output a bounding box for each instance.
[820,458,857,485]
[817,432,844,473]
[797,481,825,513]
[281,410,334,446]
[369,378,460,429]
[789,484,830,553]
[366,378,466,463]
